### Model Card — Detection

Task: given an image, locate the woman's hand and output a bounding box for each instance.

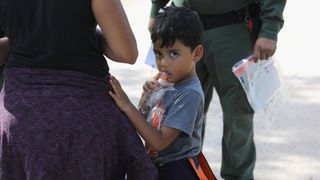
[109,75,133,112]
[0,37,9,65]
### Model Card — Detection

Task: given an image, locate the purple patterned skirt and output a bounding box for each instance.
[0,67,157,180]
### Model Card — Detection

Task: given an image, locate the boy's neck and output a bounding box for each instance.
[175,70,197,85]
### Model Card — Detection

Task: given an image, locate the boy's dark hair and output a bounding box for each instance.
[151,7,203,51]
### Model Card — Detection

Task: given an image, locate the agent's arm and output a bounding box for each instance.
[0,37,9,65]
[148,0,170,31]
[109,75,181,152]
[253,0,286,61]
[92,0,138,64]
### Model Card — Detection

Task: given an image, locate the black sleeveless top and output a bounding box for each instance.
[0,0,109,77]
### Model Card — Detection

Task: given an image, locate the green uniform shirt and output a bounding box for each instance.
[150,0,286,41]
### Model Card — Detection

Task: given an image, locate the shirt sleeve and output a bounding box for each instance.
[150,0,170,18]
[259,0,287,41]
[162,90,203,137]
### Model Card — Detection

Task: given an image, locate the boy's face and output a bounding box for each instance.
[153,39,202,84]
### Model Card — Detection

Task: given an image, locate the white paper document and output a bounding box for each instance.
[145,45,156,68]
[232,56,284,116]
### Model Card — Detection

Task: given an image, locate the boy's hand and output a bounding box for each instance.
[139,78,160,114]
[109,75,133,112]
[142,72,162,94]
[143,79,160,94]
[138,72,162,116]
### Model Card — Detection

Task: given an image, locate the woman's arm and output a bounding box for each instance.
[0,37,9,65]
[92,0,138,64]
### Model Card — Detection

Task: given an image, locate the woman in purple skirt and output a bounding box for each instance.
[0,0,157,179]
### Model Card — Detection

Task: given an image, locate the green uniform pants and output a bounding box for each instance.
[196,23,255,180]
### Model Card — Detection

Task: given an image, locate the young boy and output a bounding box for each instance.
[109,7,204,179]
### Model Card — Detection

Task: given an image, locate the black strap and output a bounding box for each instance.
[198,10,245,30]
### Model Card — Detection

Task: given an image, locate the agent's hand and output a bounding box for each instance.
[109,75,133,112]
[253,37,277,62]
[148,18,156,32]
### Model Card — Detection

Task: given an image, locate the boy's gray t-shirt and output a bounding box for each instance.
[151,76,204,166]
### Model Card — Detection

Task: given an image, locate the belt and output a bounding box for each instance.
[198,9,245,30]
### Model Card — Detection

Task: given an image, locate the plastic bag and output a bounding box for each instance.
[138,74,175,127]
[232,55,286,121]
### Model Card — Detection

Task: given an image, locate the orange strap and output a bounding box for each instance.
[188,152,217,180]
[188,156,208,180]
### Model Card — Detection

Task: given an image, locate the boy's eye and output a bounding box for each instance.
[169,51,179,58]
[153,50,161,57]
